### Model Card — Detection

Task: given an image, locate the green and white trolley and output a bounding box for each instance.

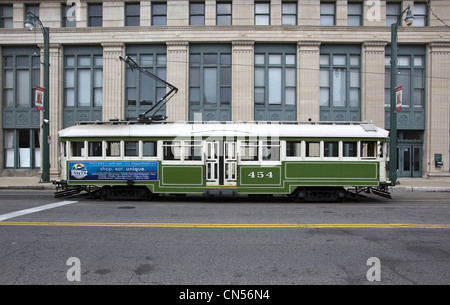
[55,120,392,201]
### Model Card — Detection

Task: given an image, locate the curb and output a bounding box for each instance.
[0,185,55,190]
[391,186,450,192]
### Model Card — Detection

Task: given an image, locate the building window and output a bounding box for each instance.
[386,2,401,26]
[254,45,297,121]
[348,2,363,26]
[0,5,13,28]
[88,3,102,27]
[413,2,428,26]
[189,45,232,121]
[190,2,205,25]
[125,2,140,26]
[4,129,41,169]
[320,45,361,121]
[3,52,40,109]
[152,2,167,26]
[24,4,39,29]
[125,45,167,120]
[255,2,270,25]
[63,46,103,127]
[320,2,335,26]
[282,2,297,25]
[385,53,425,109]
[2,47,41,169]
[384,46,426,130]
[62,3,76,27]
[217,2,232,25]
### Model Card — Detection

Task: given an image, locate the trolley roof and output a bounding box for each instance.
[58,121,389,140]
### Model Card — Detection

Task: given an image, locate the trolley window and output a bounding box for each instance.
[361,141,376,158]
[343,141,357,157]
[88,141,102,157]
[143,141,157,157]
[71,141,85,157]
[163,141,181,161]
[286,141,301,157]
[305,141,320,157]
[240,141,259,161]
[125,141,138,157]
[184,141,202,161]
[324,141,338,158]
[106,141,120,157]
[262,141,280,161]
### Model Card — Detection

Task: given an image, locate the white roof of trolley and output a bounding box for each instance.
[58,121,389,139]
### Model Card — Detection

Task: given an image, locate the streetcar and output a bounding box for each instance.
[55,120,392,201]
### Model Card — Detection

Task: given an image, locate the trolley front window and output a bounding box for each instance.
[106,141,120,157]
[305,141,320,157]
[125,141,138,157]
[240,141,258,161]
[88,141,102,157]
[286,141,301,157]
[262,141,280,161]
[163,141,181,161]
[71,141,85,157]
[184,141,202,161]
[143,141,157,157]
[361,141,376,158]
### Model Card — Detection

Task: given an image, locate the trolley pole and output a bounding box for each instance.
[389,5,413,185]
[25,12,50,183]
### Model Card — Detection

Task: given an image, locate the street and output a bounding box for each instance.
[0,189,449,287]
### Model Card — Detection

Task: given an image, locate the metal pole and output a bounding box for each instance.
[41,26,50,183]
[389,22,398,185]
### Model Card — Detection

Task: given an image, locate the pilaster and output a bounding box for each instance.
[362,41,387,127]
[166,41,189,121]
[101,43,125,121]
[232,41,254,121]
[425,42,450,175]
[48,44,62,178]
[297,41,321,121]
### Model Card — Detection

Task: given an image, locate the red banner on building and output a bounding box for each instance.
[35,86,44,111]
[395,86,402,112]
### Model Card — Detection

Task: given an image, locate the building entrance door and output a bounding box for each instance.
[398,145,422,177]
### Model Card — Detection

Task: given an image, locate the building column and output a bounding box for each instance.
[48,43,62,178]
[424,42,450,176]
[232,41,254,121]
[166,41,189,121]
[101,43,125,121]
[297,41,320,121]
[362,41,387,128]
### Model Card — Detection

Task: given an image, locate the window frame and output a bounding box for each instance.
[216,2,232,25]
[0,4,13,28]
[320,2,336,26]
[190,2,205,26]
[88,3,103,27]
[255,2,270,25]
[125,2,140,27]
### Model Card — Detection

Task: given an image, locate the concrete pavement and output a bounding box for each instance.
[0,175,449,192]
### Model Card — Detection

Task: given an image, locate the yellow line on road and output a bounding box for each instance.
[0,221,450,229]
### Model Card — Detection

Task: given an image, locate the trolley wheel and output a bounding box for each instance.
[100,187,112,200]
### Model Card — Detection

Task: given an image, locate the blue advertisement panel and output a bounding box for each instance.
[68,161,158,181]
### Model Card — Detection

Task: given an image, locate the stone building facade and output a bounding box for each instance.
[1,0,449,179]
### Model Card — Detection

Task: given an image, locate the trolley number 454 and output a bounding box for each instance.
[248,171,274,179]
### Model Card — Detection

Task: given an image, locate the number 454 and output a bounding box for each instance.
[248,171,274,179]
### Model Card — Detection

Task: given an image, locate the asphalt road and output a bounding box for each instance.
[0,189,449,287]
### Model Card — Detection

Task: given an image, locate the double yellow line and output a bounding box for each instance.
[1,221,450,229]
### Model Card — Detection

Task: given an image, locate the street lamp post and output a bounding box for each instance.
[389,5,414,185]
[24,12,50,183]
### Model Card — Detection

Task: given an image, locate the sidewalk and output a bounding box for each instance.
[0,176,449,192]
